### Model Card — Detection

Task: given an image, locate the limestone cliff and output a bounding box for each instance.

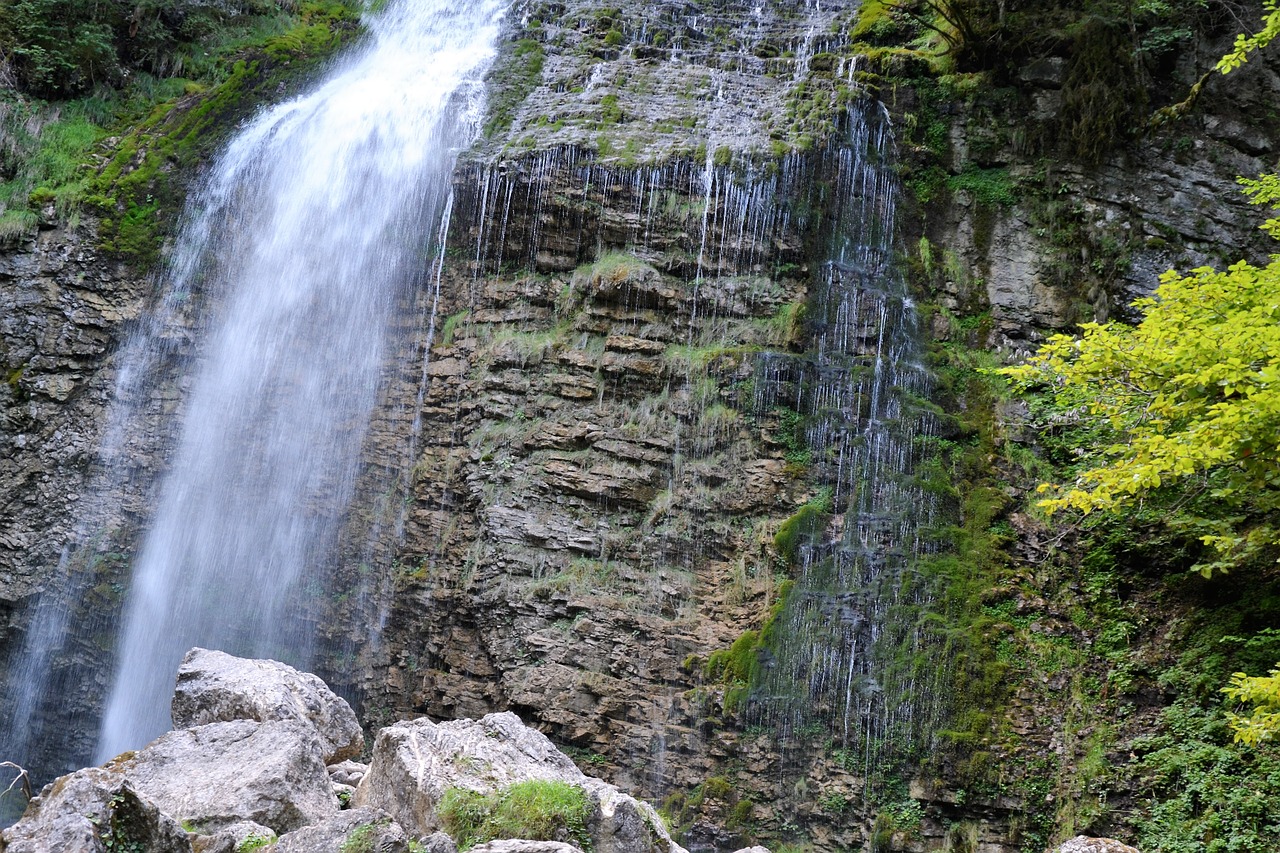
[3,0,1280,850]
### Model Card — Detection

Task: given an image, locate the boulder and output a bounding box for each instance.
[0,769,191,853]
[730,848,771,853]
[120,718,337,835]
[1057,839,1141,853]
[418,832,459,853]
[328,760,368,788]
[470,843,585,853]
[354,712,684,853]
[189,821,275,853]
[172,648,364,763]
[273,807,409,852]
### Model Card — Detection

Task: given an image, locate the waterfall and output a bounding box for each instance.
[0,0,505,782]
[91,0,506,761]
[753,101,943,768]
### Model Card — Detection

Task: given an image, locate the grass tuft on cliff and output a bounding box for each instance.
[438,780,594,851]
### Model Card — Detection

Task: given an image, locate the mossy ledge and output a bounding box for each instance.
[84,2,363,269]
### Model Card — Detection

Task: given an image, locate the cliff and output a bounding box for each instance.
[2,0,1279,850]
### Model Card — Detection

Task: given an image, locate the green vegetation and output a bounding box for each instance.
[338,824,379,853]
[0,2,361,262]
[1129,599,1280,852]
[773,490,832,565]
[0,98,105,237]
[1218,0,1280,73]
[946,165,1016,206]
[1001,197,1280,580]
[483,37,544,139]
[235,833,275,853]
[438,781,594,851]
[1222,665,1280,746]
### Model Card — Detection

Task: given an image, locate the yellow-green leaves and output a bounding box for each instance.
[1223,665,1280,745]
[1217,0,1280,73]
[1000,249,1280,576]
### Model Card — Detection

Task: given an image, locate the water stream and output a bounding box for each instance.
[753,102,944,769]
[94,0,506,761]
[0,0,505,785]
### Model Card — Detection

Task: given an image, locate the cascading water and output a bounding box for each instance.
[0,0,505,783]
[93,0,507,760]
[753,101,944,770]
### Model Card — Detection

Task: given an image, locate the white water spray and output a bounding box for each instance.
[95,0,505,760]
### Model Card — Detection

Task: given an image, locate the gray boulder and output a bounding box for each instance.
[470,843,585,853]
[188,821,275,853]
[273,807,409,852]
[0,769,191,853]
[120,718,337,835]
[354,712,684,853]
[730,848,771,853]
[328,760,368,788]
[418,831,459,853]
[172,648,364,764]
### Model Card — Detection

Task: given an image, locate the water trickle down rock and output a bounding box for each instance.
[749,102,946,761]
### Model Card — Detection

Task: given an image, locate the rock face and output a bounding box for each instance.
[171,647,364,763]
[354,712,684,853]
[0,219,156,778]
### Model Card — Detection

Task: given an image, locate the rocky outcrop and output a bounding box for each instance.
[355,711,684,853]
[1057,838,1142,853]
[172,647,364,764]
[0,769,191,853]
[272,808,409,853]
[188,820,275,853]
[117,719,337,835]
[4,654,686,853]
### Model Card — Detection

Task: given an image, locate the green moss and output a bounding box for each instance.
[946,165,1018,207]
[88,2,362,268]
[771,405,811,467]
[484,37,544,139]
[773,502,829,565]
[703,580,795,715]
[438,781,593,852]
